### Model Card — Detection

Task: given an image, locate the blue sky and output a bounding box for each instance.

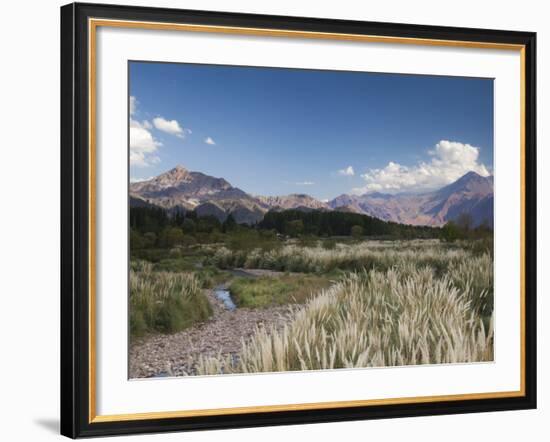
[129,61,493,199]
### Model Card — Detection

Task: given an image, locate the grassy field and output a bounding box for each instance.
[229,274,333,308]
[130,236,494,374]
[209,239,492,275]
[193,240,494,374]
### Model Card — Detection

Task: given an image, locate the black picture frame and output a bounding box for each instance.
[61,2,537,438]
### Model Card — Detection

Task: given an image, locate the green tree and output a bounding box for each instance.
[210,228,225,243]
[130,229,144,249]
[441,221,462,242]
[456,212,474,234]
[181,218,196,234]
[222,213,237,233]
[143,232,157,248]
[285,219,304,237]
[195,216,222,234]
[350,224,364,238]
[180,234,197,247]
[159,227,184,248]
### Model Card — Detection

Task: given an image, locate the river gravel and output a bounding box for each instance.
[129,284,291,378]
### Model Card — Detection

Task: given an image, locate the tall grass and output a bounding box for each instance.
[193,261,493,375]
[130,261,212,337]
[210,240,481,276]
[448,253,493,319]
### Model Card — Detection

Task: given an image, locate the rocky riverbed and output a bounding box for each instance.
[129,269,292,378]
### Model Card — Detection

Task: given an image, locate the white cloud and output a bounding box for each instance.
[129,99,162,167]
[352,140,490,195]
[130,176,154,183]
[337,166,355,176]
[296,181,315,186]
[130,151,161,168]
[204,136,216,145]
[153,117,187,138]
[130,151,147,167]
[130,119,161,153]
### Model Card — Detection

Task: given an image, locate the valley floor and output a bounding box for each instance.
[129,271,292,378]
[129,238,494,378]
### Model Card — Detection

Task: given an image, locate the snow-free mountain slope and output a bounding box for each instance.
[131,166,493,227]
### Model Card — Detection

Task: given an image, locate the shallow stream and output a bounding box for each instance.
[214,287,237,310]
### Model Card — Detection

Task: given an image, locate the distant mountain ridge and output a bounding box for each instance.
[130,165,266,224]
[256,194,330,212]
[130,165,493,227]
[329,171,494,227]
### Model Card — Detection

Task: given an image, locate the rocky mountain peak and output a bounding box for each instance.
[436,171,493,199]
[328,171,494,228]
[130,168,494,229]
[159,164,192,183]
[170,164,188,173]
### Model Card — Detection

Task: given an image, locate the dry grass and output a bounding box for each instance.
[130,261,212,337]
[192,254,493,375]
[210,240,474,275]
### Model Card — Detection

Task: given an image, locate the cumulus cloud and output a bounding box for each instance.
[204,136,216,145]
[129,99,192,166]
[130,176,154,183]
[129,99,162,167]
[352,140,490,195]
[153,117,188,138]
[337,166,355,176]
[130,119,160,151]
[130,150,161,168]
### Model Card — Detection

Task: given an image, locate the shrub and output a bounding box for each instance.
[130,229,145,249]
[143,232,157,248]
[350,225,364,238]
[285,219,304,237]
[129,261,212,337]
[158,227,185,248]
[440,221,462,242]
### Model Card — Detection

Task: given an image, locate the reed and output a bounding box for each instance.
[211,240,482,277]
[130,261,212,337]
[193,260,493,375]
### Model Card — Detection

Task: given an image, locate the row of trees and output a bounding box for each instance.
[130,208,246,250]
[259,209,439,239]
[130,206,493,251]
[440,213,493,242]
[130,207,236,236]
[130,206,446,251]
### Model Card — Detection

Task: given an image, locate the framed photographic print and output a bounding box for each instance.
[60,2,537,438]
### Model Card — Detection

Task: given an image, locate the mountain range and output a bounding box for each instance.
[130,166,493,228]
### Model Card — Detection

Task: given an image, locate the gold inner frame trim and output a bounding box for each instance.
[88,17,527,424]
